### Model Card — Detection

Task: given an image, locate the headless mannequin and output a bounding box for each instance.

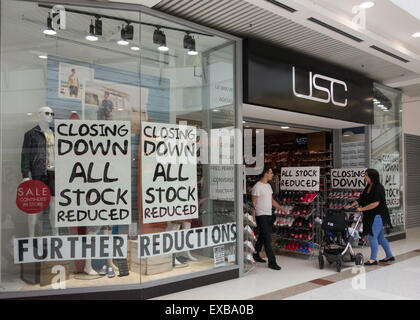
[22,106,58,237]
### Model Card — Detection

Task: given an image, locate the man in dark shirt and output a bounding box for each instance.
[101,91,114,120]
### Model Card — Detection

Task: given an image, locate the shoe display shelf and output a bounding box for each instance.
[326,189,366,248]
[272,191,324,257]
[243,201,257,273]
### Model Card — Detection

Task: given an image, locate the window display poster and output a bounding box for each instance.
[213,245,225,268]
[341,141,366,167]
[382,153,400,208]
[55,120,132,227]
[280,167,320,191]
[331,168,367,189]
[59,62,94,100]
[141,122,198,224]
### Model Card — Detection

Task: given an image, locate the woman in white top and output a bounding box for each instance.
[251,167,285,270]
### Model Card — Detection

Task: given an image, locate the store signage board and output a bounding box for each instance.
[14,235,127,264]
[382,153,400,208]
[55,120,131,227]
[141,122,198,223]
[138,223,236,258]
[280,167,320,191]
[331,168,367,189]
[244,39,374,124]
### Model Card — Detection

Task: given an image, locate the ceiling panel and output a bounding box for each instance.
[154,0,418,82]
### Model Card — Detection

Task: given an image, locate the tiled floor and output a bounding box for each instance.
[153,227,420,300]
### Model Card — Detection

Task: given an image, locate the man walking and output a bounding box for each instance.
[252,167,285,270]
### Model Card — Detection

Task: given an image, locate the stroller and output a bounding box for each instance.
[318,210,364,272]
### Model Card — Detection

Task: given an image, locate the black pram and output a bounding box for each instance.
[318,210,364,272]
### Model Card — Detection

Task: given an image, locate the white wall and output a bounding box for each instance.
[402,95,420,136]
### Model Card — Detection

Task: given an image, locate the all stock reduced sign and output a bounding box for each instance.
[54,120,132,227]
[141,122,198,224]
[280,167,320,191]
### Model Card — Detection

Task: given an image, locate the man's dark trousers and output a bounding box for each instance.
[255,215,276,264]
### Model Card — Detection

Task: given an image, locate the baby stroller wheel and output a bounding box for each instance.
[355,253,364,266]
[336,261,342,272]
[318,255,324,270]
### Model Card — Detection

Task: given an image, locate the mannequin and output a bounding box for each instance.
[21,106,58,237]
[167,221,197,264]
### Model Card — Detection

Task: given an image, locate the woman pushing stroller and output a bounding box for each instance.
[344,168,395,266]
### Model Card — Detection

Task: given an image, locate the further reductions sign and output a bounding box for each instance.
[14,235,127,264]
[138,223,236,258]
[142,122,198,224]
[331,168,367,189]
[280,167,320,191]
[55,120,131,227]
[382,153,400,208]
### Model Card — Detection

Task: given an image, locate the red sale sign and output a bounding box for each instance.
[16,180,51,214]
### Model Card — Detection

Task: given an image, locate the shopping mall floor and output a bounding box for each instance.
[153,227,420,300]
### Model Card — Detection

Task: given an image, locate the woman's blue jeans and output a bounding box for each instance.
[369,214,393,261]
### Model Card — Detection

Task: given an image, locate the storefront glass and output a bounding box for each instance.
[0,0,237,296]
[371,83,404,234]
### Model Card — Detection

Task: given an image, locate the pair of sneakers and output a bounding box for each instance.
[99,265,115,278]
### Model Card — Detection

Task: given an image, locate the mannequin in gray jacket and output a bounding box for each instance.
[21,106,57,237]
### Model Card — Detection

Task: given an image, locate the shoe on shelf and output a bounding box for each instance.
[252,253,266,263]
[268,263,281,270]
[379,257,395,263]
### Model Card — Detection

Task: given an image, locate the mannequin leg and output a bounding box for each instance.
[103,228,118,271]
[28,214,38,238]
[83,227,99,275]
[180,221,197,261]
[167,222,182,265]
[49,198,58,236]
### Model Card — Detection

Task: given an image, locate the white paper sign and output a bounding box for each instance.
[14,235,127,264]
[280,167,320,191]
[138,223,236,258]
[141,122,198,223]
[213,245,226,267]
[331,168,367,189]
[55,120,131,227]
[382,153,400,208]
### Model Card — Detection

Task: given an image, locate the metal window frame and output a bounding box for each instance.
[0,0,243,299]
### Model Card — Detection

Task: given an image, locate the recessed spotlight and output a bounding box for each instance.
[411,32,420,38]
[281,126,290,129]
[38,55,48,59]
[212,109,220,112]
[360,1,375,9]
[130,46,140,51]
[158,45,169,52]
[117,39,129,46]
[27,113,33,116]
[188,50,198,56]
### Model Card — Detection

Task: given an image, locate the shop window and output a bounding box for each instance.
[0,0,237,295]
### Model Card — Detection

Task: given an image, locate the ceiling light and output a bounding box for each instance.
[281,126,290,129]
[360,2,375,9]
[153,28,168,52]
[130,46,140,51]
[86,20,98,41]
[212,109,220,112]
[184,33,198,56]
[411,32,420,38]
[118,39,129,46]
[38,55,48,59]
[43,13,57,35]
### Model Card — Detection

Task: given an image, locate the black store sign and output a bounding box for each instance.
[244,39,374,124]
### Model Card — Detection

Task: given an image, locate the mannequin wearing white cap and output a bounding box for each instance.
[21,106,57,237]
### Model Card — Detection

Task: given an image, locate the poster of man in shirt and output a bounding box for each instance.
[59,62,94,100]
